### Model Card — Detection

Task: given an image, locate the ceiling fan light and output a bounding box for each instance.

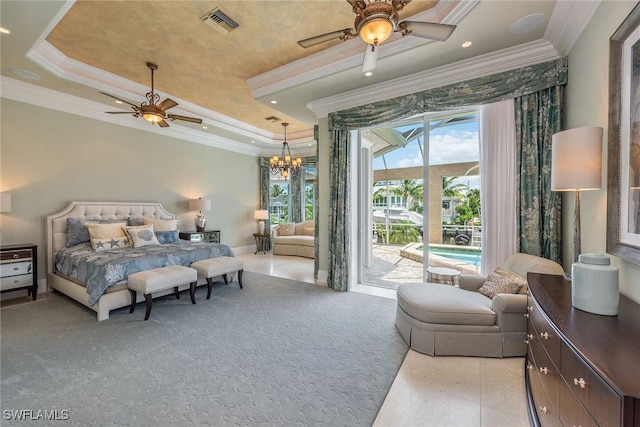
[358,18,393,44]
[143,112,163,123]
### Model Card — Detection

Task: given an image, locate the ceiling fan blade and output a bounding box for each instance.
[361,44,379,73]
[157,98,178,112]
[167,114,203,124]
[106,111,136,114]
[158,120,170,128]
[399,21,456,41]
[297,28,355,48]
[100,92,139,108]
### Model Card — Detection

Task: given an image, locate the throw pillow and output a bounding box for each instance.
[493,267,528,294]
[67,218,93,247]
[278,223,296,236]
[302,227,314,236]
[85,222,128,250]
[155,230,180,244]
[143,217,178,231]
[477,272,523,299]
[123,224,160,248]
[92,237,130,252]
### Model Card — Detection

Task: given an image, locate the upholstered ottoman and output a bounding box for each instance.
[191,256,244,299]
[127,265,198,320]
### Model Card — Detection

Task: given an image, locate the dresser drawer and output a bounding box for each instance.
[559,380,598,427]
[0,249,32,262]
[561,343,622,426]
[0,274,33,291]
[0,261,32,277]
[528,355,562,427]
[530,330,561,414]
[529,298,560,366]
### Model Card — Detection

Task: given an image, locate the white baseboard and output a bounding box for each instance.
[317,270,328,284]
[232,245,256,255]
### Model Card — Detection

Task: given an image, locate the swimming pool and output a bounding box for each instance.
[417,246,482,266]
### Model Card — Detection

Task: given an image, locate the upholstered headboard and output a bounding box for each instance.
[46,201,175,274]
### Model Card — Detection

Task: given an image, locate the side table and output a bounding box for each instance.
[426,266,461,287]
[253,233,271,254]
[1,244,38,300]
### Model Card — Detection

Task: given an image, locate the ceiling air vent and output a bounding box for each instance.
[264,116,281,123]
[200,8,239,35]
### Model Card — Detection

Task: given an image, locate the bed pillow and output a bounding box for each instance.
[127,217,145,226]
[92,237,130,252]
[123,224,160,248]
[477,272,523,299]
[155,230,180,244]
[85,222,128,250]
[278,223,296,236]
[67,218,93,247]
[143,217,178,232]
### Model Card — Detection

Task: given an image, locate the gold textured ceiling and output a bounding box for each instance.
[46,0,438,134]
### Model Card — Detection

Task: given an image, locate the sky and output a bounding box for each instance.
[372,120,480,189]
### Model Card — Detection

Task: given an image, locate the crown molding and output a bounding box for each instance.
[543,0,601,57]
[248,0,478,99]
[307,39,561,118]
[1,76,264,156]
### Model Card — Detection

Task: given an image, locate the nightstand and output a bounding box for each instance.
[179,230,221,244]
[1,244,38,300]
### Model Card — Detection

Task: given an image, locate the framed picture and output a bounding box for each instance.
[607,3,640,265]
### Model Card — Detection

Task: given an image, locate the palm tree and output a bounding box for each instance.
[270,184,285,198]
[442,176,467,199]
[391,180,423,210]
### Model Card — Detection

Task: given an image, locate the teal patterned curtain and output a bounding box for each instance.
[515,87,564,263]
[290,170,304,223]
[313,125,320,278]
[325,58,568,291]
[328,129,350,291]
[259,158,270,210]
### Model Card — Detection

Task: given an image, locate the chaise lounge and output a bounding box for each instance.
[395,253,564,358]
[272,220,315,258]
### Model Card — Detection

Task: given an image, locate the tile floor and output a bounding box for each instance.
[236,251,530,427]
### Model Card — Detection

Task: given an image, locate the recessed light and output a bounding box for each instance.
[462,41,472,48]
[114,100,123,104]
[202,126,208,129]
[364,71,373,77]
[0,27,10,34]
[308,143,312,146]
[270,100,277,104]
[510,13,545,34]
[10,68,41,80]
[250,140,255,144]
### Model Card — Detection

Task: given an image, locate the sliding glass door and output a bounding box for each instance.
[357,110,481,288]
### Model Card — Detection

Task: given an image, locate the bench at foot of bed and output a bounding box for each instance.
[127,265,198,320]
[191,257,244,299]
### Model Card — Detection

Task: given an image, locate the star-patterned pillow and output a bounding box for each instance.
[91,237,130,252]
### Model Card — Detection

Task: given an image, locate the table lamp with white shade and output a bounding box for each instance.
[551,126,619,316]
[254,209,269,234]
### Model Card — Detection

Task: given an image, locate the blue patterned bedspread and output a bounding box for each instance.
[54,242,235,306]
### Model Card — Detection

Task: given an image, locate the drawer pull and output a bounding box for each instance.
[527,306,534,313]
[539,367,548,375]
[12,253,19,259]
[524,313,530,318]
[539,406,548,415]
[540,332,549,339]
[573,377,586,389]
[525,333,534,344]
[527,363,533,371]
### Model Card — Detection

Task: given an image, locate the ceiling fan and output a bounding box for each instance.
[297,0,456,73]
[101,62,202,128]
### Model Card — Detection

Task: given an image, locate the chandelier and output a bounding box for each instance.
[270,122,302,180]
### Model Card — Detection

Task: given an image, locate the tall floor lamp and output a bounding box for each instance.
[551,126,603,265]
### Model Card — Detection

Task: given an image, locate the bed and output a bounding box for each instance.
[46,201,234,320]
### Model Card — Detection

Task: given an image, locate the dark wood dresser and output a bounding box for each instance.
[525,273,640,426]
